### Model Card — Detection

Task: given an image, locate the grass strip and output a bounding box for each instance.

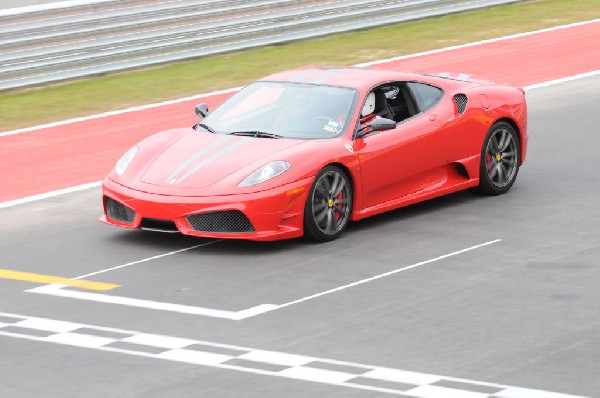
[0,0,598,132]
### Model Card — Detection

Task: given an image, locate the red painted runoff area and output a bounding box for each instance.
[1,21,598,202]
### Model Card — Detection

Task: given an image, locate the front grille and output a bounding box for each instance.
[141,218,179,233]
[186,210,255,233]
[105,197,136,224]
[454,94,467,114]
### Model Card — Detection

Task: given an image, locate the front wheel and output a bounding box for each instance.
[475,121,520,195]
[303,166,352,242]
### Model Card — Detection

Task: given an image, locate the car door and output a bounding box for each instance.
[356,82,447,210]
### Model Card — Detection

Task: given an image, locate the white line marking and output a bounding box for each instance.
[279,366,355,383]
[0,181,101,209]
[27,286,241,319]
[356,18,600,67]
[28,241,499,320]
[45,332,116,348]
[406,385,489,398]
[72,239,223,280]
[0,311,589,398]
[2,18,598,138]
[122,333,197,349]
[157,349,233,365]
[363,368,441,385]
[493,387,586,398]
[14,318,82,333]
[267,240,501,313]
[0,87,242,138]
[523,70,600,91]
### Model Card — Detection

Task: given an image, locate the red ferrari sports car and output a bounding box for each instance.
[101,67,527,241]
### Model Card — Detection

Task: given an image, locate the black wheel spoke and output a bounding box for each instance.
[330,173,340,196]
[314,208,329,225]
[325,210,334,234]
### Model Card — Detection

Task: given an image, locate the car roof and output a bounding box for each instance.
[259,67,444,91]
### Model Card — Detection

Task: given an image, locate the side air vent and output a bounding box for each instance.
[186,210,255,234]
[453,94,468,114]
[105,197,135,224]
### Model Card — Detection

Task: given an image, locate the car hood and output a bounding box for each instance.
[140,131,305,189]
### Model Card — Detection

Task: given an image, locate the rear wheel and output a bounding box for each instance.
[303,166,352,242]
[476,121,520,195]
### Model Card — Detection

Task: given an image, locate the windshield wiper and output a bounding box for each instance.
[228,131,283,139]
[196,123,217,134]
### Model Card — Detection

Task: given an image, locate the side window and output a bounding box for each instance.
[407,82,443,112]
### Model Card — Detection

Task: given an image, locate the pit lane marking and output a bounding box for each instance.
[0,311,588,398]
[28,240,499,320]
[0,269,119,291]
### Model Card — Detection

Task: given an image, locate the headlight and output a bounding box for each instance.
[115,146,138,175]
[238,161,291,187]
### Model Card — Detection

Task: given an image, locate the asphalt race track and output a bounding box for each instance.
[1,74,599,397]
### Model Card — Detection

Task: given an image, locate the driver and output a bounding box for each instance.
[360,91,377,126]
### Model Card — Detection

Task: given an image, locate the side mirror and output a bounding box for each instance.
[357,117,396,138]
[195,103,209,118]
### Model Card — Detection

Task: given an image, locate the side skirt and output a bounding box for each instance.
[351,178,479,221]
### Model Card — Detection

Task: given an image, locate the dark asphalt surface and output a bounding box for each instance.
[1,76,598,397]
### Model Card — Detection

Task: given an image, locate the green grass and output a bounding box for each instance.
[1,0,598,132]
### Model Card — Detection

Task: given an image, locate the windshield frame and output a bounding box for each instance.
[202,81,359,140]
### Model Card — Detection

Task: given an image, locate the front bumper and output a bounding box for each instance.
[100,177,312,241]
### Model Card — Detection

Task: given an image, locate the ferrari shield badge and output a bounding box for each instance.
[344,144,354,153]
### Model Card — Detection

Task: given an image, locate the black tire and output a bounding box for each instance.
[475,121,520,195]
[303,166,353,242]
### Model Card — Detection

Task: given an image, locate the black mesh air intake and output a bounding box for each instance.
[186,210,255,233]
[453,94,467,114]
[105,197,135,224]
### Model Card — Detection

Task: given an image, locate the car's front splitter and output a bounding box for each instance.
[100,177,312,241]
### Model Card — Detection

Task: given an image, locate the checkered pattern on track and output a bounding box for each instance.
[0,312,587,398]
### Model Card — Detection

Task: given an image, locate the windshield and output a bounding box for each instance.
[202,81,357,139]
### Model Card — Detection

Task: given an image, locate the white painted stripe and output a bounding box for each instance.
[14,318,81,333]
[72,240,222,280]
[239,350,313,367]
[356,19,600,67]
[523,70,600,91]
[2,19,598,139]
[493,387,586,398]
[0,181,101,209]
[407,384,489,398]
[158,349,233,365]
[28,241,499,320]
[278,366,355,383]
[363,368,441,385]
[0,87,242,138]
[275,240,501,310]
[0,312,590,398]
[28,287,241,319]
[233,304,279,319]
[45,332,116,348]
[122,333,197,349]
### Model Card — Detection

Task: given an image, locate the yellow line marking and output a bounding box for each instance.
[0,269,120,291]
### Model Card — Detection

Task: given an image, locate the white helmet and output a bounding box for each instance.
[361,92,376,117]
